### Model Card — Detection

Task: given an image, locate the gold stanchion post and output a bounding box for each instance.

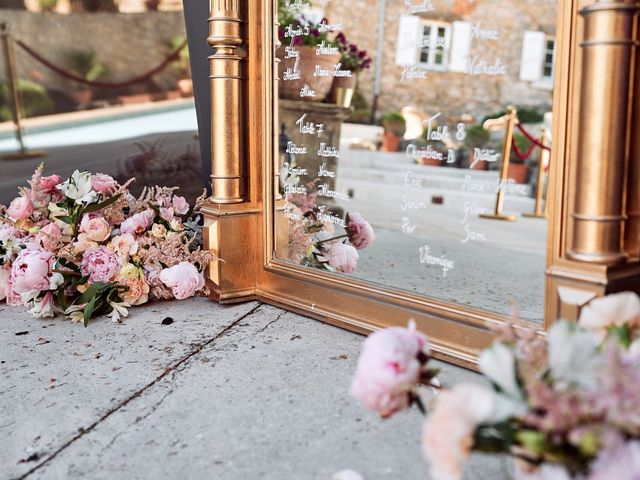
[479,105,517,221]
[1,22,45,160]
[523,128,549,219]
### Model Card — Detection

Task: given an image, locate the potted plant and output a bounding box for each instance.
[62,49,106,108]
[464,123,490,170]
[329,33,372,107]
[277,1,340,102]
[381,112,406,152]
[169,36,192,97]
[508,132,532,183]
[38,0,58,12]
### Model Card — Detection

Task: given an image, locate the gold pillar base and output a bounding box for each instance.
[479,213,517,222]
[522,213,548,219]
[566,249,627,266]
[2,149,46,160]
[202,203,260,303]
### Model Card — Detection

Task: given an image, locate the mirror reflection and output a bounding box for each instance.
[275,0,557,323]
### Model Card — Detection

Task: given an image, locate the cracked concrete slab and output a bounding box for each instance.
[1,298,259,479]
[2,301,505,479]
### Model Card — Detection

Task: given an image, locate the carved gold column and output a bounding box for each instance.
[566,0,637,265]
[203,0,261,303]
[625,8,640,259]
[208,0,245,203]
[547,0,640,324]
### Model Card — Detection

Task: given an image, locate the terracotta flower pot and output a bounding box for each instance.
[382,131,402,152]
[70,89,93,107]
[471,159,489,171]
[508,163,530,184]
[278,45,340,102]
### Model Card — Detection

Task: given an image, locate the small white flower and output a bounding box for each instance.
[28,293,56,318]
[478,343,524,401]
[57,170,97,204]
[109,300,130,323]
[49,272,64,290]
[579,292,640,339]
[548,321,600,388]
[65,304,86,324]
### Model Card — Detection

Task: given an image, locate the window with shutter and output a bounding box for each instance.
[418,20,451,71]
[519,30,546,82]
[395,15,423,66]
[448,21,472,73]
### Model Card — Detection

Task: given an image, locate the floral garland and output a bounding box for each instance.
[350,292,640,480]
[0,165,212,326]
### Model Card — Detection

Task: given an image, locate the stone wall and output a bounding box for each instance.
[320,0,557,122]
[0,10,186,94]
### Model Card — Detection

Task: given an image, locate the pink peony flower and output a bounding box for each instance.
[0,265,9,301]
[422,384,496,480]
[120,210,153,236]
[328,243,359,273]
[80,247,120,283]
[159,262,205,300]
[6,276,22,306]
[350,321,429,417]
[347,212,376,250]
[10,249,54,295]
[172,196,190,215]
[35,222,62,251]
[91,173,117,194]
[39,175,63,193]
[7,196,34,221]
[79,214,112,242]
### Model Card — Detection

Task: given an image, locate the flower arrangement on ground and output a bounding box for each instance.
[350,292,640,480]
[0,165,212,326]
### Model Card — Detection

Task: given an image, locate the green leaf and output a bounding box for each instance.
[83,296,97,327]
[608,325,632,348]
[83,194,122,213]
[57,215,74,225]
[57,257,81,272]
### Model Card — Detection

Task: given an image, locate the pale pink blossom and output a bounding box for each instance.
[159,207,175,222]
[79,214,111,242]
[159,262,205,300]
[7,196,34,221]
[0,225,21,241]
[73,233,99,254]
[590,436,640,480]
[119,275,150,306]
[80,247,120,283]
[328,243,359,273]
[350,322,429,417]
[39,175,63,193]
[35,222,62,251]
[120,211,152,236]
[347,212,376,250]
[10,249,54,295]
[108,233,138,259]
[91,173,117,194]
[0,266,9,301]
[579,292,640,339]
[28,292,56,318]
[172,196,190,215]
[422,384,496,480]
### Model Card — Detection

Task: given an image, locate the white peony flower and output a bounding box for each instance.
[548,321,600,388]
[49,272,64,290]
[478,343,524,400]
[57,170,97,204]
[579,292,640,339]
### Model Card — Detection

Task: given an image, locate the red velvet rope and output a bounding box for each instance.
[511,135,538,161]
[15,38,187,89]
[515,123,551,152]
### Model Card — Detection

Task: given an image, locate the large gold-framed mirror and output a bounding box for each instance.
[202,0,640,368]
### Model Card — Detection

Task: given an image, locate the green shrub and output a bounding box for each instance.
[464,124,490,149]
[381,112,406,137]
[482,106,544,124]
[0,80,54,122]
[38,0,58,11]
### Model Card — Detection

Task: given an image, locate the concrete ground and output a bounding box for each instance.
[1,298,507,480]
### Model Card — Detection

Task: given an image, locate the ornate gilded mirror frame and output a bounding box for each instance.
[201,0,640,369]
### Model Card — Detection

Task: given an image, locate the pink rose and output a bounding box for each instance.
[172,196,190,215]
[159,262,205,300]
[120,210,153,236]
[350,322,429,417]
[109,233,138,259]
[7,196,34,221]
[0,265,9,301]
[10,249,54,295]
[91,173,117,194]
[80,247,120,283]
[36,222,62,251]
[328,243,359,273]
[39,175,63,193]
[79,214,112,242]
[347,212,376,250]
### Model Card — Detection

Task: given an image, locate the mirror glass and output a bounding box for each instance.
[275,0,557,323]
